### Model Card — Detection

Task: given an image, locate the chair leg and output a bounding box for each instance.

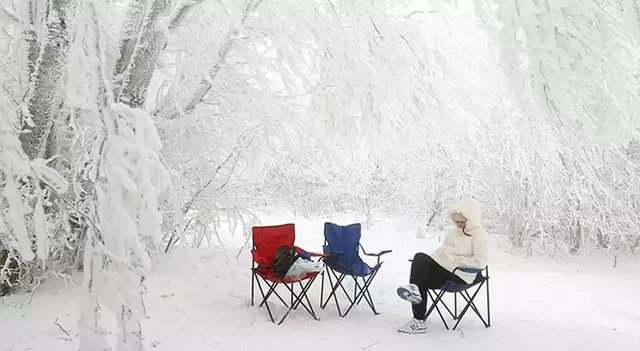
[260,280,288,308]
[357,276,378,314]
[333,271,354,306]
[297,281,316,317]
[425,290,449,330]
[427,289,456,319]
[256,276,320,324]
[486,277,491,327]
[321,269,349,307]
[278,275,320,325]
[321,268,347,317]
[341,270,380,317]
[320,270,325,307]
[451,281,489,330]
[458,290,484,325]
[251,271,255,306]
[454,292,458,319]
[254,276,276,323]
[355,271,380,313]
[321,269,336,309]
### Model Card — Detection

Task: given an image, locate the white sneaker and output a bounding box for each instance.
[397,318,428,334]
[396,284,422,304]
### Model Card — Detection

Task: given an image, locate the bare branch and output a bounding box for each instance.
[0,3,20,23]
[157,0,261,119]
[168,0,206,32]
[54,317,71,336]
[163,124,260,252]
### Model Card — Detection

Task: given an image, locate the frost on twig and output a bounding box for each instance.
[54,317,71,336]
[157,0,261,119]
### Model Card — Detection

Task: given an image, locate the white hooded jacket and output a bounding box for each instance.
[431,198,488,284]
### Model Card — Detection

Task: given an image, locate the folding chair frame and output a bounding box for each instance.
[424,266,491,331]
[251,268,319,325]
[249,226,327,325]
[320,243,391,318]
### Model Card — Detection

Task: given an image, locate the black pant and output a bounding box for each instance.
[409,252,464,320]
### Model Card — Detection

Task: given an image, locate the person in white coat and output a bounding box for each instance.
[396,198,489,334]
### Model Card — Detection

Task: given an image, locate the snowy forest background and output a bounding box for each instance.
[1,0,639,348]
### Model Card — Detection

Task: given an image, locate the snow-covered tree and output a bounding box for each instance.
[466,0,640,254]
[67,1,169,348]
[3,0,639,347]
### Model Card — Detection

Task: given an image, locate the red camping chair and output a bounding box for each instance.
[250,223,327,324]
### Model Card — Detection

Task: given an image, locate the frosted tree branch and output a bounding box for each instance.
[168,0,206,31]
[0,2,20,24]
[68,1,169,349]
[156,0,260,119]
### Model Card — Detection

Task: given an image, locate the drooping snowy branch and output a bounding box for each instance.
[472,0,640,147]
[449,0,640,253]
[68,1,169,349]
[0,55,68,293]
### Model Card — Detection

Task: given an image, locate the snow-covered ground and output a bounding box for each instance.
[2,210,639,351]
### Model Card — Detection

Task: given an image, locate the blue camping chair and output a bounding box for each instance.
[423,265,491,330]
[319,222,392,317]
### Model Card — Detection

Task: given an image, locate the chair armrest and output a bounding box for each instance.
[307,252,332,258]
[359,243,392,257]
[454,267,483,274]
[363,249,393,257]
[251,250,269,266]
[326,250,345,255]
[406,259,487,281]
[321,244,346,257]
[449,266,488,285]
[323,250,346,258]
[407,259,484,273]
[360,244,392,266]
[296,246,331,259]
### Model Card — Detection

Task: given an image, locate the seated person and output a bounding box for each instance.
[396,198,488,334]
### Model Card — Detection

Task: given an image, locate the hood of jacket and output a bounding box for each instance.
[449,198,484,233]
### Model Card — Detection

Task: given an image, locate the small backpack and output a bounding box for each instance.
[272,245,298,278]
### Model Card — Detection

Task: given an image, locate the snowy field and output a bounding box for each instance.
[2,210,639,351]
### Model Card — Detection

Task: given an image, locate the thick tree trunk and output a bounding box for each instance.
[112,0,150,98]
[116,30,168,109]
[112,0,208,111]
[24,0,41,79]
[112,0,209,113]
[113,0,171,109]
[0,249,20,296]
[19,0,76,160]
